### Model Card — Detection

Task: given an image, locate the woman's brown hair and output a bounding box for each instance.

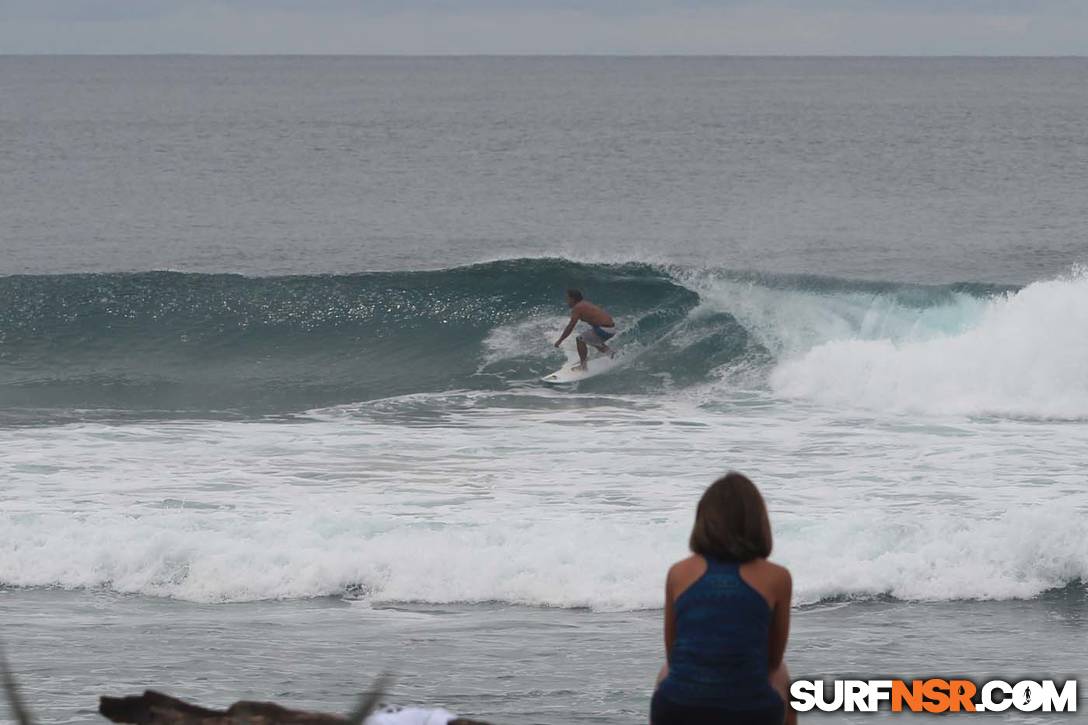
[689,471,773,562]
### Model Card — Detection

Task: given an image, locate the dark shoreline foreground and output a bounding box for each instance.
[1,587,1084,724]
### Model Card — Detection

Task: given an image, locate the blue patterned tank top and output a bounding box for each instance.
[657,557,783,710]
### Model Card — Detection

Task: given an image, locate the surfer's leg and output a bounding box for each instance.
[593,327,616,357]
[574,339,589,370]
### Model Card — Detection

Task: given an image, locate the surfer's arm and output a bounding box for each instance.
[554,313,579,347]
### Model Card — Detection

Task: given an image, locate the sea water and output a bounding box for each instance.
[0,57,1086,723]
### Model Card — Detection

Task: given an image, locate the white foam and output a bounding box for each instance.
[0,507,679,607]
[676,267,990,360]
[780,504,1088,603]
[480,315,568,367]
[769,269,1088,418]
[2,496,1084,607]
[1,397,1084,607]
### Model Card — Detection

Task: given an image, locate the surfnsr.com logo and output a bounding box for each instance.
[790,678,1078,713]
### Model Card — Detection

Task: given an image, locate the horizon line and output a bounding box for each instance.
[3,52,1087,59]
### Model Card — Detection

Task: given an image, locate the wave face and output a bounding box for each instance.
[8,258,1088,420]
[0,260,695,416]
[10,257,1077,419]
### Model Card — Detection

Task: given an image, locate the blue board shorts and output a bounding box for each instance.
[577,325,617,346]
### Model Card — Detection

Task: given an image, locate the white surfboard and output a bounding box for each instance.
[541,342,624,385]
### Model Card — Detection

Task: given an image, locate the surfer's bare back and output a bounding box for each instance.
[554,288,617,371]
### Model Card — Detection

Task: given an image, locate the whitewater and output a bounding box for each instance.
[3,260,1085,611]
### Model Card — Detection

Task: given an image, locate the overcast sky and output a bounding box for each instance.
[2,0,1086,55]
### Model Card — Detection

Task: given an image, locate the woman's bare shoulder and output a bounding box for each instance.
[747,558,792,586]
[669,554,705,573]
[667,555,707,595]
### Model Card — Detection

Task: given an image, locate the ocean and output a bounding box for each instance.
[0,56,1086,723]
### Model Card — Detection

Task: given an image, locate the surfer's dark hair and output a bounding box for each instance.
[689,472,773,562]
[566,289,583,302]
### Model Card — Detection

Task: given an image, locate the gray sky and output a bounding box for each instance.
[2,1,1086,55]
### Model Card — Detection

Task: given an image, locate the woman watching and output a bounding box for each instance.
[652,472,795,725]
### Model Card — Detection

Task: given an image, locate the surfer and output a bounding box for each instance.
[553,289,617,371]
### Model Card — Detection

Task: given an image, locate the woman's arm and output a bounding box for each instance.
[768,567,792,671]
[663,566,677,662]
[656,566,677,687]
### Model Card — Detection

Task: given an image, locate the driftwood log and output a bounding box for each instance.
[2,644,489,725]
[98,691,491,725]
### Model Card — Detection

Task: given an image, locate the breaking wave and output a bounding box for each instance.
[9,258,1083,419]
